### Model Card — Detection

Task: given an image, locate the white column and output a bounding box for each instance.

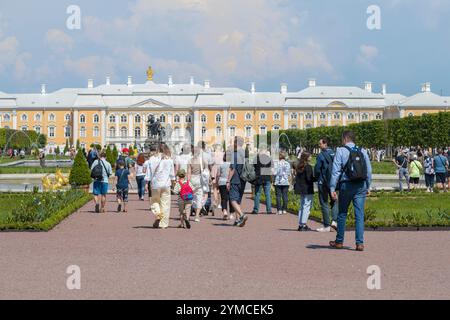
[343,112,347,126]
[223,109,229,145]
[193,110,200,145]
[283,109,289,130]
[115,113,120,139]
[300,113,304,130]
[73,110,79,145]
[327,112,332,126]
[12,110,17,130]
[101,110,107,147]
[128,113,134,140]
[313,111,318,128]
[399,109,405,118]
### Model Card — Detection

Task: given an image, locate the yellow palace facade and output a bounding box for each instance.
[0,68,449,151]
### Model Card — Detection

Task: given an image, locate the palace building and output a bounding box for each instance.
[0,67,449,151]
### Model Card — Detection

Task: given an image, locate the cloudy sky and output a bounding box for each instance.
[0,0,449,95]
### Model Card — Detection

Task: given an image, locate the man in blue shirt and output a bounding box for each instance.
[434,149,449,192]
[329,131,372,252]
[314,137,338,232]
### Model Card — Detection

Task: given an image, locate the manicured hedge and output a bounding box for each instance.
[0,190,92,231]
[260,112,450,150]
[0,128,47,150]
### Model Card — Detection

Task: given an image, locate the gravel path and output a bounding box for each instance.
[0,195,449,300]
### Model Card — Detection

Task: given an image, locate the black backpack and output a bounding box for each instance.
[321,150,335,188]
[91,160,105,181]
[343,146,368,182]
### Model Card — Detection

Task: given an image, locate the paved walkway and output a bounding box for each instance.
[0,195,449,300]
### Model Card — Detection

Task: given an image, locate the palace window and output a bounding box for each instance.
[245,113,252,121]
[65,114,71,122]
[35,113,41,122]
[273,113,280,121]
[215,114,222,123]
[80,114,86,124]
[361,113,369,121]
[333,112,341,120]
[202,126,207,137]
[135,115,141,123]
[135,127,141,138]
[260,126,267,135]
[376,113,383,120]
[174,115,181,123]
[160,115,166,123]
[93,126,100,138]
[320,113,326,120]
[21,126,28,131]
[229,113,236,121]
[64,126,71,138]
[305,124,312,129]
[80,126,86,138]
[216,126,222,137]
[109,115,116,123]
[174,127,180,139]
[291,125,298,129]
[4,114,11,121]
[408,113,414,117]
[49,113,56,122]
[21,114,28,121]
[260,113,267,121]
[201,114,207,123]
[48,126,55,138]
[229,126,236,137]
[121,115,127,123]
[290,113,298,120]
[245,126,252,137]
[185,115,192,123]
[121,127,127,138]
[34,126,41,134]
[348,113,355,120]
[109,127,116,138]
[305,113,313,120]
[93,114,100,123]
[273,125,280,131]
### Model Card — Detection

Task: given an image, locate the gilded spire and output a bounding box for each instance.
[146,66,154,81]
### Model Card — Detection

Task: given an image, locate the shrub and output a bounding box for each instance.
[112,145,118,166]
[69,149,92,186]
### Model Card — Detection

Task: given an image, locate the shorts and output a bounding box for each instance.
[229,180,246,203]
[436,173,447,184]
[93,181,108,196]
[116,188,129,202]
[409,177,419,185]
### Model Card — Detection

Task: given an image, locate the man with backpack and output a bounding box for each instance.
[314,137,338,232]
[117,148,134,170]
[90,151,113,213]
[393,149,410,192]
[329,131,372,252]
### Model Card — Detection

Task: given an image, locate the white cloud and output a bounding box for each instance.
[63,56,116,79]
[45,29,74,54]
[357,45,379,71]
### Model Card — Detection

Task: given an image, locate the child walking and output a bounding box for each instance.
[173,169,194,229]
[114,160,132,213]
[294,152,315,231]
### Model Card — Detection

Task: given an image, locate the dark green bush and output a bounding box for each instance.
[69,150,92,186]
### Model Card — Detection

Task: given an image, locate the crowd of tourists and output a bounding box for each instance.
[84,130,377,252]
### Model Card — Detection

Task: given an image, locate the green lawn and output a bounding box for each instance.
[263,190,450,228]
[0,194,27,223]
[0,155,71,164]
[0,167,72,174]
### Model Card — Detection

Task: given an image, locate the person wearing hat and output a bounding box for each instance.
[409,154,423,190]
[116,148,134,170]
[172,169,194,229]
[393,149,410,192]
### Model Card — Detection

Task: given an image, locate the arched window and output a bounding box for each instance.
[348,113,355,120]
[4,114,11,121]
[109,115,116,123]
[174,114,181,123]
[48,126,55,137]
[245,126,252,137]
[49,113,56,122]
[362,113,369,121]
[333,112,341,120]
[185,114,192,123]
[160,114,166,123]
[109,127,116,137]
[202,126,207,136]
[305,124,312,129]
[320,113,326,120]
[21,126,28,131]
[80,126,86,138]
[80,114,86,123]
[135,127,141,138]
[93,114,100,123]
[34,126,41,134]
[135,115,141,123]
[216,126,222,137]
[260,126,267,135]
[229,113,236,121]
[291,125,298,129]
[408,113,414,117]
[215,114,222,123]
[21,114,28,121]
[121,114,127,123]
[376,113,383,120]
[229,126,236,137]
[65,114,71,122]
[290,113,298,120]
[305,113,312,120]
[273,125,280,131]
[260,113,267,121]
[64,126,71,138]
[35,113,41,122]
[121,127,127,138]
[273,113,281,121]
[245,113,252,121]
[201,114,207,123]
[93,126,100,137]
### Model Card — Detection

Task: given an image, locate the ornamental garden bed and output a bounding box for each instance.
[0,190,92,232]
[261,190,450,229]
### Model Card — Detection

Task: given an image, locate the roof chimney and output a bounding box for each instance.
[423,82,431,93]
[190,76,195,85]
[127,76,133,86]
[382,84,387,95]
[308,79,316,87]
[281,83,288,94]
[41,84,46,95]
[168,75,173,87]
[365,81,372,93]
[251,82,256,94]
[88,79,94,89]
[106,76,111,86]
[204,80,210,89]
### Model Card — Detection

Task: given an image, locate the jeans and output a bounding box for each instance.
[336,181,367,246]
[425,174,435,189]
[254,181,272,213]
[298,194,313,226]
[318,184,338,227]
[398,168,410,191]
[136,175,146,199]
[275,185,289,212]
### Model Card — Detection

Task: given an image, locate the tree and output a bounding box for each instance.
[106,146,114,165]
[55,146,61,155]
[129,145,135,157]
[76,139,80,150]
[69,149,92,187]
[64,140,69,154]
[112,145,118,167]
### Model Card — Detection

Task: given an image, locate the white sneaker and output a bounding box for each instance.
[277,211,283,215]
[230,214,235,220]
[282,210,287,215]
[218,204,222,209]
[194,218,200,223]
[331,221,338,230]
[316,227,332,233]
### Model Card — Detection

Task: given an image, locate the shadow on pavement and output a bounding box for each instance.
[306,244,354,251]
